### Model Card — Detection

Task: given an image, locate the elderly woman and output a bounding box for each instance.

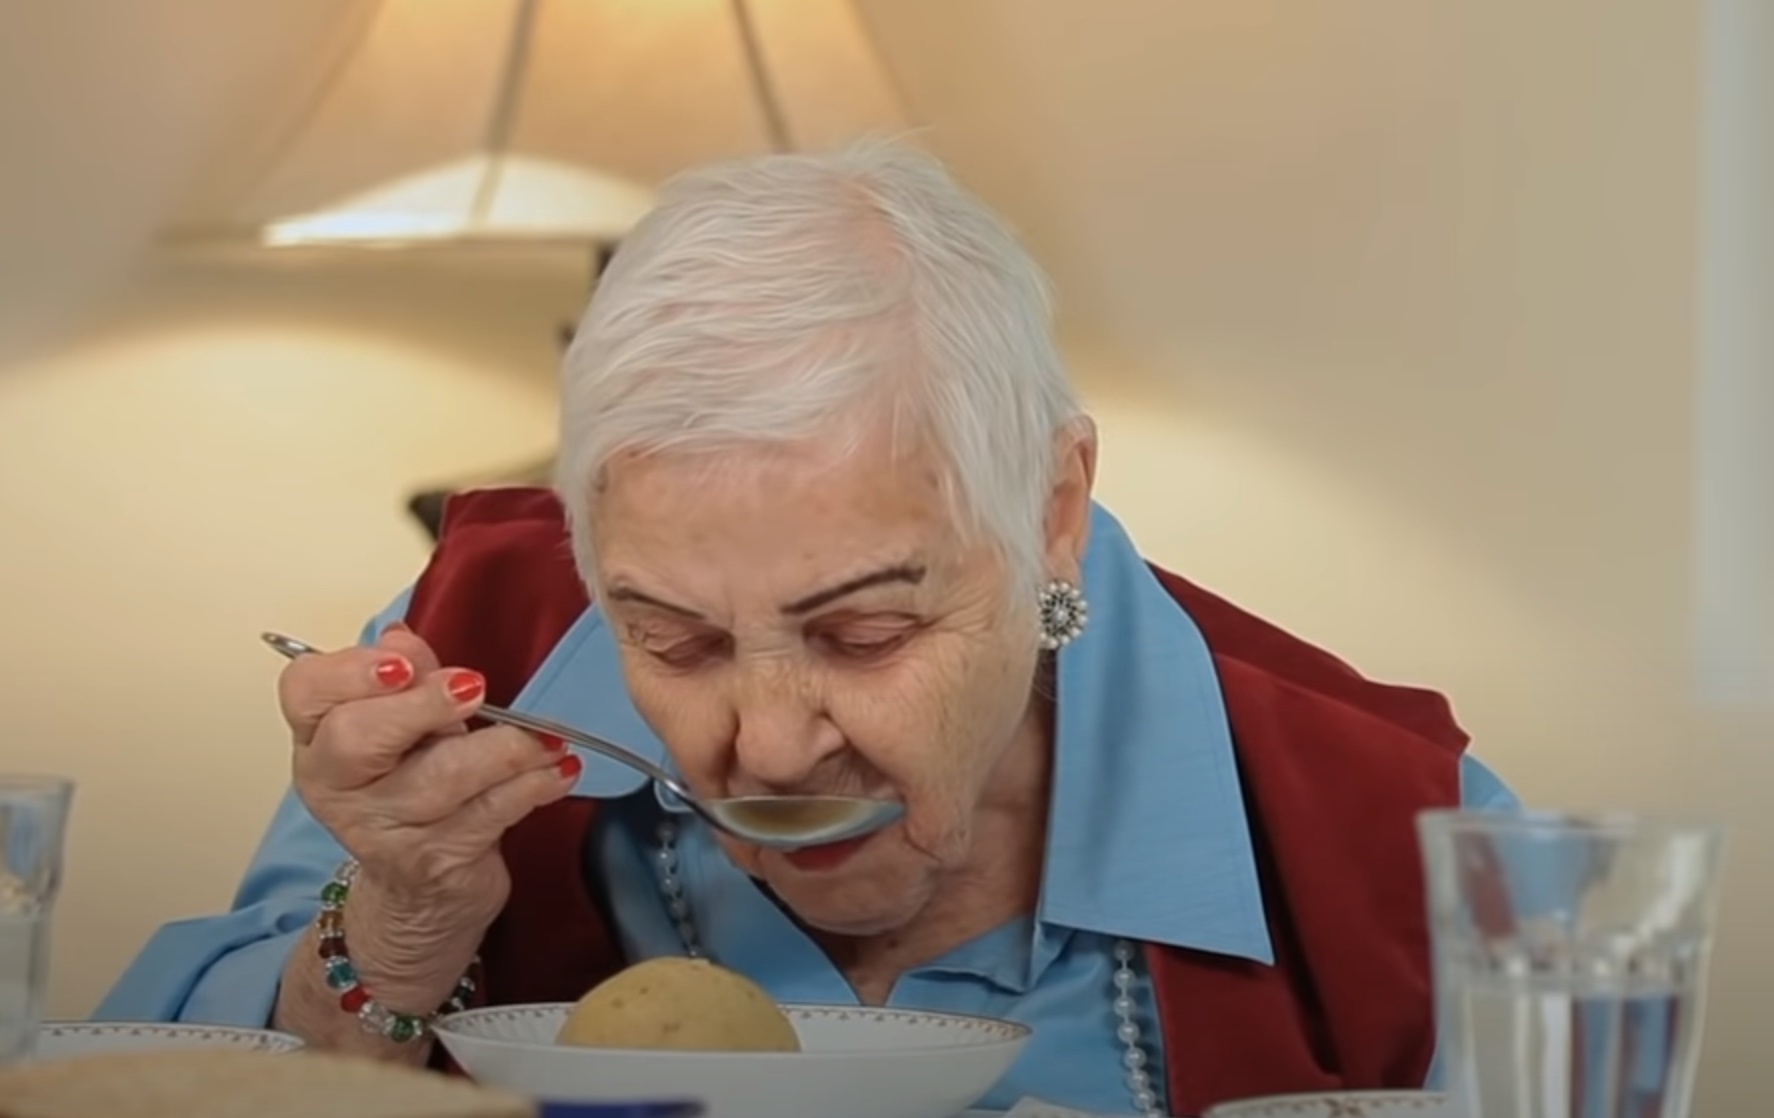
[100,143,1515,1116]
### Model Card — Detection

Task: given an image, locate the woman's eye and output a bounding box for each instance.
[814,630,912,661]
[646,634,731,669]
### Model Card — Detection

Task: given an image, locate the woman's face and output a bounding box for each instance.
[590,422,1092,937]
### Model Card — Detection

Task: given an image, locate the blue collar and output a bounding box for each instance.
[510,503,1273,965]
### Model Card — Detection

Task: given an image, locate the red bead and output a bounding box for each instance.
[318,937,346,959]
[340,986,369,1013]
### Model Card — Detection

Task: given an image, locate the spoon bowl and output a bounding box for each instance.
[260,632,902,850]
[703,794,903,848]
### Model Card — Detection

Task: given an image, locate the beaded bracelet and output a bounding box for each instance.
[317,859,480,1043]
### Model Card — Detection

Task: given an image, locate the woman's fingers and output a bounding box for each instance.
[373,725,570,825]
[455,750,583,840]
[296,667,488,791]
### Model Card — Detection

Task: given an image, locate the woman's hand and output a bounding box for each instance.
[271,624,579,1055]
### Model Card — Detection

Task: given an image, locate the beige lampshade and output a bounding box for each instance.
[166,0,911,249]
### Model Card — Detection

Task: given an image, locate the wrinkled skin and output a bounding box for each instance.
[590,417,1097,955]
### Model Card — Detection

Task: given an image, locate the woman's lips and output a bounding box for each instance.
[781,832,875,872]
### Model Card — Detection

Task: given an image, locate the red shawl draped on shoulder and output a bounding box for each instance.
[403,488,1465,1115]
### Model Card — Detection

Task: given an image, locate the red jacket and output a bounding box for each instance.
[404,488,1467,1115]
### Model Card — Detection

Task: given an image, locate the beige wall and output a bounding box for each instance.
[1,0,1768,1113]
[0,0,361,366]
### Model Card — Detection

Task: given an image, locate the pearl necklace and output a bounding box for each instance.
[651,816,1165,1116]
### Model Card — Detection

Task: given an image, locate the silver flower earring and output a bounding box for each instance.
[1037,578,1089,650]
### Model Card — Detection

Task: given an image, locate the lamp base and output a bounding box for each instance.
[402,242,608,540]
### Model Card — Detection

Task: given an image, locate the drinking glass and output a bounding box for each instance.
[0,775,73,1065]
[1418,809,1723,1118]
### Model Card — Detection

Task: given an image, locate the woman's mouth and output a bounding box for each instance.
[780,832,875,872]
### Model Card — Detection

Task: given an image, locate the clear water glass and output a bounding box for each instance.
[1418,809,1724,1118]
[0,776,73,1065]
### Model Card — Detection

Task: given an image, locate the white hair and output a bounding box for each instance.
[555,140,1084,599]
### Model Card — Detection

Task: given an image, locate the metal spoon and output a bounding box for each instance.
[260,632,903,851]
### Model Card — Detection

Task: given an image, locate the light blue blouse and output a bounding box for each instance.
[96,503,1516,1114]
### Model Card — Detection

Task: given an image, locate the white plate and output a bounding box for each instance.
[29,1021,307,1060]
[435,1002,1030,1118]
[1203,1091,1458,1118]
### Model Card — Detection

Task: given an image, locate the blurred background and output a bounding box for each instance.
[1,0,1769,1110]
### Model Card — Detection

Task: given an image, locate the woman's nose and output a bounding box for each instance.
[729,675,844,791]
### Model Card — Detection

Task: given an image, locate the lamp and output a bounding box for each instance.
[164,0,911,251]
[166,0,911,538]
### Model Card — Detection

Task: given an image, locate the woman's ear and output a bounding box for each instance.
[1043,417,1099,583]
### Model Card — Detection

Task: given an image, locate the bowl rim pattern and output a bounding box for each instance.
[433,1001,1033,1058]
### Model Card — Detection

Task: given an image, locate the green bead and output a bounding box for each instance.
[320,881,349,906]
[387,1016,422,1043]
[324,959,357,990]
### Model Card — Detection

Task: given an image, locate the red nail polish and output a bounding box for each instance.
[538,733,567,752]
[558,754,583,780]
[447,670,485,703]
[374,658,412,688]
